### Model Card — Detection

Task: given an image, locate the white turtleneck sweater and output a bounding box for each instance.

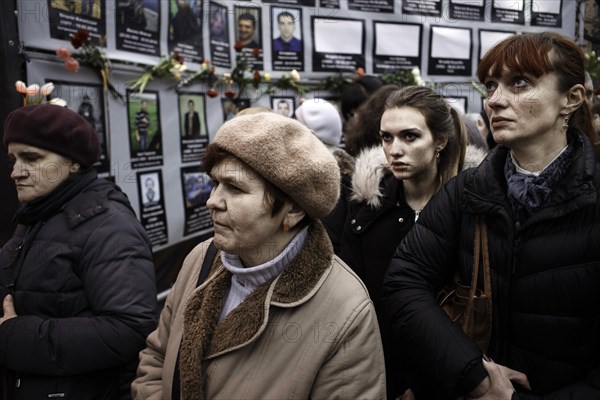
[219,226,309,321]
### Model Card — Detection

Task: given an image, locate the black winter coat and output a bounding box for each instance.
[323,146,417,398]
[0,178,158,400]
[383,130,600,399]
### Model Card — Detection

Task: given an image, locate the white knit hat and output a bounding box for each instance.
[295,99,343,147]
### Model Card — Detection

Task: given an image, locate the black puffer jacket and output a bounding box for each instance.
[383,130,600,399]
[323,146,418,398]
[0,178,158,400]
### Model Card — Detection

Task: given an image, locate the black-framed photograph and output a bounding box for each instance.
[49,0,106,44]
[178,93,209,163]
[139,171,161,207]
[271,96,295,118]
[50,81,110,176]
[115,0,161,56]
[311,16,365,72]
[234,5,263,69]
[271,6,304,71]
[168,0,203,63]
[136,169,168,247]
[209,1,231,67]
[126,90,164,169]
[180,166,213,236]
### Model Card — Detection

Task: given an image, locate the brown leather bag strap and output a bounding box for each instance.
[469,217,482,298]
[464,215,492,334]
[480,216,493,340]
[480,217,491,298]
[464,216,482,329]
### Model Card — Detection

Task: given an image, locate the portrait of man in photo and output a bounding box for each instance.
[272,97,294,118]
[183,99,201,138]
[209,4,228,43]
[237,11,260,49]
[141,174,160,206]
[273,10,301,52]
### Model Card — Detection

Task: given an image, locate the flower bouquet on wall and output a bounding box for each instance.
[56,29,124,103]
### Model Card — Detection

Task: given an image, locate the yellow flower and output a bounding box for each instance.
[264,72,271,82]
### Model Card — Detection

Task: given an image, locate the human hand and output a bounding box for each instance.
[0,295,17,325]
[396,388,415,400]
[466,356,530,399]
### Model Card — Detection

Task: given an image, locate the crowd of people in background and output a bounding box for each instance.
[1,31,600,400]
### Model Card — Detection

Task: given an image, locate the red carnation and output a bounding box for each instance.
[234,41,243,52]
[173,52,184,65]
[224,89,236,99]
[70,29,89,49]
[207,89,219,98]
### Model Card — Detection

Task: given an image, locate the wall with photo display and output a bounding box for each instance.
[17,0,578,290]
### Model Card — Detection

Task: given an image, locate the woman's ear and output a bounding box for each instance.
[564,83,585,114]
[435,137,448,153]
[283,203,306,231]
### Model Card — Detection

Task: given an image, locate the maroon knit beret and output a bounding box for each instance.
[3,104,100,167]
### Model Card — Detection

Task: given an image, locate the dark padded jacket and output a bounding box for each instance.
[383,130,600,399]
[0,178,158,400]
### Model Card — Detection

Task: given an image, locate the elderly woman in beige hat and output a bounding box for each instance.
[132,113,386,399]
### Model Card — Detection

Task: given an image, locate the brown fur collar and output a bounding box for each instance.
[179,220,333,400]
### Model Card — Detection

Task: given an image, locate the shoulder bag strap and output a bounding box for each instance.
[196,240,218,287]
[480,217,493,336]
[172,240,218,400]
[464,216,484,329]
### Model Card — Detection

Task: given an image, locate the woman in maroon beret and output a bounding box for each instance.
[0,104,158,400]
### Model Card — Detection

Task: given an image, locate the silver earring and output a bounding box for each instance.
[562,114,569,131]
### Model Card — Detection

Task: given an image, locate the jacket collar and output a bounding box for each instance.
[462,129,597,217]
[179,220,333,400]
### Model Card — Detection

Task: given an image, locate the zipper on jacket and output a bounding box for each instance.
[512,236,519,274]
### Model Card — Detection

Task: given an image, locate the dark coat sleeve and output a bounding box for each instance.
[321,173,352,255]
[382,176,487,398]
[514,369,600,399]
[0,208,158,376]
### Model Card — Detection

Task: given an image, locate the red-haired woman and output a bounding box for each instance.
[384,32,600,399]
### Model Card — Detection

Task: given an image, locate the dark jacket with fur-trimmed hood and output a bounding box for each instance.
[132,220,386,400]
[323,144,487,397]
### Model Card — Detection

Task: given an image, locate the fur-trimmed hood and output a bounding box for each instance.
[463,144,488,170]
[350,144,488,209]
[331,147,356,176]
[351,146,390,209]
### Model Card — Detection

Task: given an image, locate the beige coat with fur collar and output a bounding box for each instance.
[132,221,386,400]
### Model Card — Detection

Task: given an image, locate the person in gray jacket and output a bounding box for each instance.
[0,104,158,400]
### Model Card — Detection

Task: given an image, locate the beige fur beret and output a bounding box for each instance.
[212,113,341,218]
